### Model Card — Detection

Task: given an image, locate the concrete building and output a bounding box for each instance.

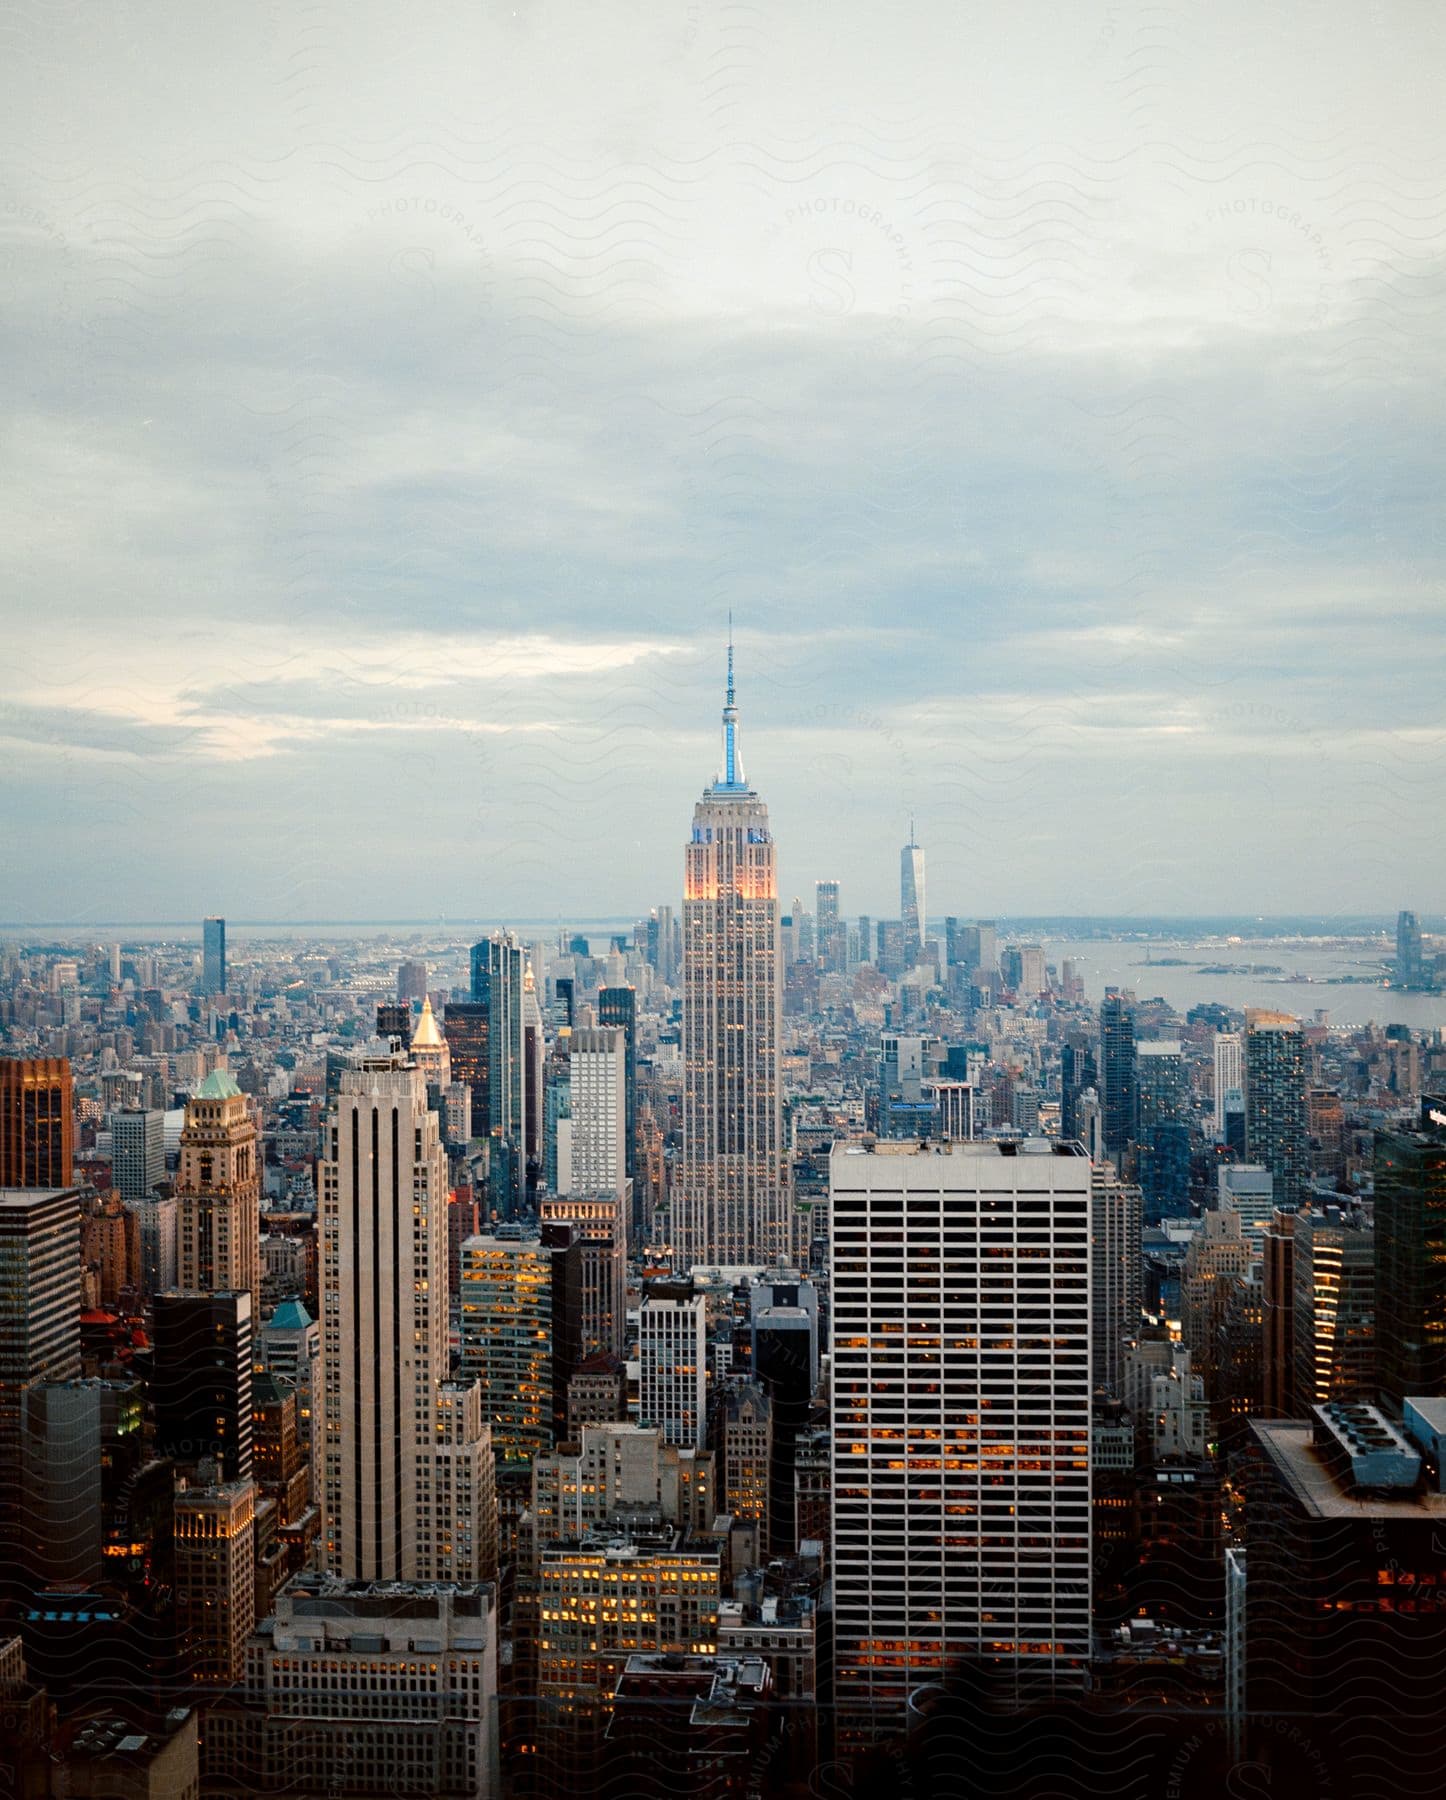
[539,1191,627,1358]
[319,1048,493,1580]
[204,1573,498,1799]
[639,1281,708,1449]
[1091,1164,1143,1396]
[173,1477,257,1687]
[830,1139,1092,1743]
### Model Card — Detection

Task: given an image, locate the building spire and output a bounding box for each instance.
[716,617,746,791]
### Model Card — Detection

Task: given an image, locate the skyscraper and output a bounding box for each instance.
[0,1058,74,1189]
[459,1222,582,1464]
[152,1289,255,1481]
[899,823,926,965]
[1374,1120,1446,1410]
[815,879,842,971]
[471,931,530,1213]
[110,1106,165,1206]
[563,1026,627,1197]
[830,1140,1091,1743]
[676,640,788,1269]
[1396,908,1427,987]
[1091,1163,1143,1395]
[202,916,226,996]
[442,1000,488,1128]
[638,1281,708,1449]
[396,958,428,1003]
[1214,1031,1243,1133]
[597,987,637,1188]
[1245,1009,1309,1211]
[0,1188,82,1594]
[175,1070,261,1307]
[319,1047,492,1580]
[1099,989,1136,1163]
[1135,1039,1189,1219]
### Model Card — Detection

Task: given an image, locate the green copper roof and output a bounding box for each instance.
[195,1069,241,1099]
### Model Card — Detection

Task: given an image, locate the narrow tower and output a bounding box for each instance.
[676,634,788,1268]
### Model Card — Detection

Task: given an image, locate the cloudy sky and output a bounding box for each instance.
[3,1,1444,924]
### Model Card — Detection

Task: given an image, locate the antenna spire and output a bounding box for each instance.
[716,618,745,791]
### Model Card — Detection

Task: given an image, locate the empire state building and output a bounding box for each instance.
[676,642,789,1269]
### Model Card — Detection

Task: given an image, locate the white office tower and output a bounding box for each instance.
[1214,1031,1243,1133]
[565,1026,627,1197]
[319,1048,492,1582]
[830,1139,1092,1746]
[676,640,789,1269]
[638,1281,708,1448]
[1090,1164,1143,1395]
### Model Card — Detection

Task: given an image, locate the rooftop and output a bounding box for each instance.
[1252,1419,1446,1519]
[194,1068,241,1099]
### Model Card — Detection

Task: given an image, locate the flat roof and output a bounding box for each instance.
[1251,1420,1446,1520]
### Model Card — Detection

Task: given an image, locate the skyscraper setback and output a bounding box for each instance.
[676,643,788,1268]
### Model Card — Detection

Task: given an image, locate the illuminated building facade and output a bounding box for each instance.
[677,642,788,1269]
[0,1057,74,1189]
[829,1139,1092,1743]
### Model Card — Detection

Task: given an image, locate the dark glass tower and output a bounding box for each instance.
[1099,990,1136,1163]
[151,1289,254,1482]
[1375,1121,1446,1410]
[1245,1010,1309,1211]
[202,916,226,996]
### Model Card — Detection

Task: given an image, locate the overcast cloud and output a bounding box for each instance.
[2,0,1444,923]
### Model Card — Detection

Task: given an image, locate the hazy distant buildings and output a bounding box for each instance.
[202,916,227,996]
[899,826,926,965]
[396,958,428,1003]
[0,1057,74,1189]
[676,646,788,1269]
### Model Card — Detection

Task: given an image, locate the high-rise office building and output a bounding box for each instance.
[1214,1032,1243,1133]
[830,1139,1092,1742]
[395,958,428,1003]
[174,1477,256,1687]
[899,825,926,965]
[1262,1206,1297,1418]
[1135,1039,1189,1219]
[719,1380,772,1554]
[152,1289,255,1481]
[1374,1120,1446,1409]
[1396,908,1427,987]
[0,1188,82,1594]
[638,1281,708,1449]
[1099,990,1136,1163]
[1060,1034,1096,1143]
[375,1000,412,1047]
[110,1106,165,1206]
[816,880,842,970]
[470,931,530,1214]
[175,1070,261,1307]
[0,1057,74,1189]
[599,985,639,1189]
[564,1027,627,1197]
[319,1047,493,1580]
[1091,1164,1143,1395]
[539,1192,627,1358]
[1292,1206,1375,1408]
[749,1268,819,1556]
[676,644,788,1269]
[442,999,488,1130]
[202,916,227,996]
[1245,1009,1309,1211]
[459,1222,583,1465]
